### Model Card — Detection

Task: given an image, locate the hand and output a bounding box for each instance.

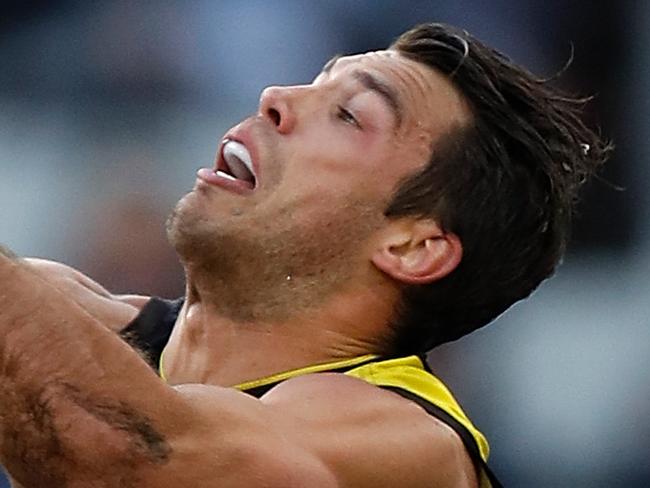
[0,246,41,319]
[0,247,142,332]
[0,244,18,260]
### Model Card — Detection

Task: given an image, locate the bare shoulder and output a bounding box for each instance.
[24,258,149,331]
[141,374,477,487]
[261,372,478,488]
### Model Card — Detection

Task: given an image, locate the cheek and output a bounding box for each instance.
[273,124,405,204]
[270,160,385,216]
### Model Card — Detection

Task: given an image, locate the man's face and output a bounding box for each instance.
[168,49,469,320]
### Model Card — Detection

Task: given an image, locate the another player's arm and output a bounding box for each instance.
[0,248,474,487]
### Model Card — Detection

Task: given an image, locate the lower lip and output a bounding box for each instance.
[196,168,254,194]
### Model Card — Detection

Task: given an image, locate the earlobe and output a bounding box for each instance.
[371,222,462,285]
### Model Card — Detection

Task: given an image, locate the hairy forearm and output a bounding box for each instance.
[0,249,189,486]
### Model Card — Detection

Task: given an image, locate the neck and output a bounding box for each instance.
[162,275,397,387]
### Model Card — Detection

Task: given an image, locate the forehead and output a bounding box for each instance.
[325,50,471,140]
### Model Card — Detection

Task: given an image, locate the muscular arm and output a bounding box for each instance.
[0,249,329,487]
[0,249,186,485]
[0,246,475,487]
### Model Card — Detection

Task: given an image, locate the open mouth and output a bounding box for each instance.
[215,139,257,189]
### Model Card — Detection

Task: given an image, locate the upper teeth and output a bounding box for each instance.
[223,140,255,181]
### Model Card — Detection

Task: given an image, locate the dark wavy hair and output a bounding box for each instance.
[384,23,612,354]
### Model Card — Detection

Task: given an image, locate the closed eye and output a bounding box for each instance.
[337,106,361,129]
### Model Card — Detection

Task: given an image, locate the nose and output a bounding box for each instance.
[258,85,297,134]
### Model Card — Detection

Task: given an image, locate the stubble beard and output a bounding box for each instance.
[166,191,386,324]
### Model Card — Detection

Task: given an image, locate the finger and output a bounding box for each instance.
[0,244,19,261]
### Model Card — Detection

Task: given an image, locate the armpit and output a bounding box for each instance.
[0,378,171,487]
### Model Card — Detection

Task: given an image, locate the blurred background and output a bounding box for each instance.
[1,1,647,486]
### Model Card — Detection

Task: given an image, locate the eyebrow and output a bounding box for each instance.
[320,56,403,129]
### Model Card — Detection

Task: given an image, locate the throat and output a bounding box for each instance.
[160,300,377,388]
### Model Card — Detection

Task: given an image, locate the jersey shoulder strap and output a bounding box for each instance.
[119,297,184,370]
[345,355,502,488]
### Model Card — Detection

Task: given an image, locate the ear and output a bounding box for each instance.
[371,219,462,285]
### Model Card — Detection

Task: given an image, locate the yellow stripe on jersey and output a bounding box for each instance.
[233,354,379,391]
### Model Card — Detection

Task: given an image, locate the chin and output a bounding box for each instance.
[166,193,207,263]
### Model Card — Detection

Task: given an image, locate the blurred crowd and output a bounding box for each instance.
[1,1,648,486]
